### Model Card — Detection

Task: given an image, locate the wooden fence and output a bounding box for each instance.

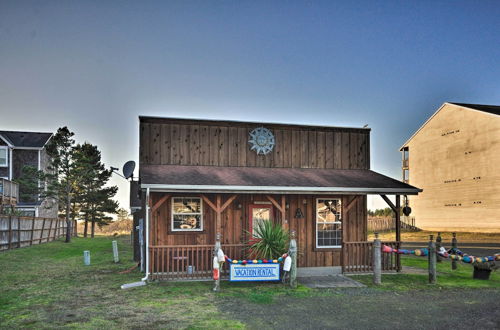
[0,216,77,251]
[368,216,419,232]
[342,241,401,273]
[149,244,247,280]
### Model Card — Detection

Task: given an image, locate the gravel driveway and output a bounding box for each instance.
[218,288,500,329]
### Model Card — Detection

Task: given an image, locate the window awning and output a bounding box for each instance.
[140,165,422,195]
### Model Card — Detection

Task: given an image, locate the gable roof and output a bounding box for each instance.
[449,103,500,116]
[0,131,52,148]
[400,102,500,150]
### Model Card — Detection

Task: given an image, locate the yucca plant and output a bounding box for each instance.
[246,220,289,260]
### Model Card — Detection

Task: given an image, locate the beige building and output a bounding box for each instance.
[401,103,500,232]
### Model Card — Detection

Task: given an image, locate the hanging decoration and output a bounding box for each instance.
[224,253,288,265]
[248,127,275,155]
[382,244,500,264]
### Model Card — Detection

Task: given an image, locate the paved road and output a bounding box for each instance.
[402,242,500,257]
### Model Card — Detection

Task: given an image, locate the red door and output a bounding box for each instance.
[248,204,274,240]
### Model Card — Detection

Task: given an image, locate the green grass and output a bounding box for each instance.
[351,255,500,290]
[2,237,499,329]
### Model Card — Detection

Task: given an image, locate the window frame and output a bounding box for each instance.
[315,198,342,249]
[0,146,8,167]
[171,197,204,232]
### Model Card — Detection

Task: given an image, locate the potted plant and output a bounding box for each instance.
[246,220,289,260]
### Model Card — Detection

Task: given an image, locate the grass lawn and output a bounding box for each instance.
[0,236,311,329]
[1,236,499,329]
[351,255,500,290]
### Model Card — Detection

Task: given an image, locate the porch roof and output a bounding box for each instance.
[140,165,422,195]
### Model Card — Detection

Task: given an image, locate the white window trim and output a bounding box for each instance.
[171,197,204,232]
[315,198,342,249]
[0,146,8,167]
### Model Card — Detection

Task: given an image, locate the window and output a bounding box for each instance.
[316,199,342,248]
[250,206,272,237]
[16,208,36,217]
[171,197,203,231]
[0,147,7,167]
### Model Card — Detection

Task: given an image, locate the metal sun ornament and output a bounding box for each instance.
[248,127,275,155]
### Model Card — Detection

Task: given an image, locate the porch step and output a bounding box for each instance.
[297,267,342,277]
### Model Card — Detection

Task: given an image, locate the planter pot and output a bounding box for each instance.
[473,267,491,280]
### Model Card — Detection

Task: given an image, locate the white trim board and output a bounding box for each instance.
[141,184,421,195]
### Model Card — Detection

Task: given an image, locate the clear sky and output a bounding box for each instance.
[1,1,499,210]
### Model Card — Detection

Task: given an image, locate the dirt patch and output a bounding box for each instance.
[217,288,500,329]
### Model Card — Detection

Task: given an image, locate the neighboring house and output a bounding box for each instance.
[135,116,420,280]
[0,130,58,217]
[400,102,500,232]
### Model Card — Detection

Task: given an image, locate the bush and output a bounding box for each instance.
[247,220,289,260]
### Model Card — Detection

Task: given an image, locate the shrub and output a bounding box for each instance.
[247,220,289,260]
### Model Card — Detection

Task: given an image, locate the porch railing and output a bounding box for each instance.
[149,244,247,280]
[342,241,401,273]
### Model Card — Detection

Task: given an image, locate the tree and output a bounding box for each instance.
[13,165,45,204]
[73,143,119,238]
[44,127,78,243]
[116,208,130,221]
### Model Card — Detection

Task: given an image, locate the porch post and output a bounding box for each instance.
[395,195,401,272]
[395,195,401,243]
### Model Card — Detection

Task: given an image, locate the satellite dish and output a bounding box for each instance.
[122,161,136,179]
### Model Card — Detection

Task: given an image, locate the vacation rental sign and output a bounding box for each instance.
[229,263,280,281]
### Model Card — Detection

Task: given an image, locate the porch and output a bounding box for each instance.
[140,165,421,281]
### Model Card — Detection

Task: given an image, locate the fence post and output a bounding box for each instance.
[436,232,442,263]
[17,217,21,248]
[48,219,53,242]
[451,232,457,270]
[289,230,298,289]
[428,235,436,284]
[8,215,12,250]
[112,240,119,263]
[213,233,222,292]
[373,233,382,285]
[30,218,35,246]
[39,218,46,244]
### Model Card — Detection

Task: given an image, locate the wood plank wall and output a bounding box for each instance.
[140,118,370,170]
[150,193,367,267]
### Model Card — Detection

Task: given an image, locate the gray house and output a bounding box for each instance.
[0,131,58,217]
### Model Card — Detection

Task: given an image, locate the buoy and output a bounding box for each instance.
[232,260,238,264]
[213,269,219,280]
[415,249,421,256]
[252,260,258,264]
[217,249,225,263]
[283,256,292,271]
[273,259,278,263]
[382,245,393,253]
[213,256,219,269]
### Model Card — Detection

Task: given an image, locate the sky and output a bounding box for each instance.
[1,1,499,211]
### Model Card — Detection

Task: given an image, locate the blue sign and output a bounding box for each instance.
[229,263,280,281]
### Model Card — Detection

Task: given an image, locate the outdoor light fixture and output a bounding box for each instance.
[285,202,290,210]
[295,208,304,219]
[303,199,307,205]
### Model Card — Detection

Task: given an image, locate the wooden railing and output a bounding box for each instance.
[0,217,77,251]
[149,244,247,280]
[0,178,19,205]
[342,241,401,273]
[368,216,419,232]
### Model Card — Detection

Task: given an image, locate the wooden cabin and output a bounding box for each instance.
[136,116,421,280]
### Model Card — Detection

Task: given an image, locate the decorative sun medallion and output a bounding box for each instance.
[248,127,275,155]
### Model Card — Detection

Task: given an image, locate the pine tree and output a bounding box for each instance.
[44,127,78,243]
[73,143,118,238]
[13,165,45,204]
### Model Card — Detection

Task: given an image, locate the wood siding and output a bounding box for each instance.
[140,118,370,170]
[150,193,367,267]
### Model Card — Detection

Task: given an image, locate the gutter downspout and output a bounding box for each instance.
[141,187,150,282]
